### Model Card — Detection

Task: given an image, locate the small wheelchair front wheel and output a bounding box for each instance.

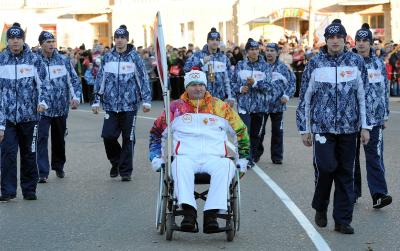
[226,218,235,242]
[166,213,174,241]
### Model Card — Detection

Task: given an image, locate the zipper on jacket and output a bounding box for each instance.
[211,55,215,95]
[47,61,52,116]
[248,62,254,112]
[335,64,338,132]
[14,58,18,123]
[117,55,121,112]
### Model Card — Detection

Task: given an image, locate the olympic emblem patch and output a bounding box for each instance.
[357,30,369,38]
[182,113,192,123]
[115,29,125,35]
[9,29,21,36]
[328,26,340,34]
[210,32,219,39]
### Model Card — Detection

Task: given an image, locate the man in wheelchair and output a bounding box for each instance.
[149,69,250,233]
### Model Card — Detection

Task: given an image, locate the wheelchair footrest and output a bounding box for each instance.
[203,227,232,234]
[172,224,199,233]
[216,213,231,220]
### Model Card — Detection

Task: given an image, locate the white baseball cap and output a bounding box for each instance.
[184,70,207,88]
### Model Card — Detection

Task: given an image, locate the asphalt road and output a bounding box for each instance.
[0,99,399,251]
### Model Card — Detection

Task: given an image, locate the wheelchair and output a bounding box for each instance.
[155,160,241,242]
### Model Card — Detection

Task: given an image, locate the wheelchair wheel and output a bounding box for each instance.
[233,170,241,232]
[156,168,167,234]
[165,213,174,241]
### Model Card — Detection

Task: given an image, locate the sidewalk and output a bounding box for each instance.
[389,97,400,102]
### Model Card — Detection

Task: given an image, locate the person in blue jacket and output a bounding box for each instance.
[256,43,296,164]
[184,28,234,106]
[296,19,373,234]
[36,31,82,183]
[353,23,392,208]
[232,38,273,167]
[0,23,50,201]
[92,25,151,181]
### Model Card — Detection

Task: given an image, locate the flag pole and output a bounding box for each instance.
[154,12,172,179]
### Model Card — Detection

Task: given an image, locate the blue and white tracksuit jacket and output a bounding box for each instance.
[231,56,273,113]
[39,50,82,117]
[93,44,151,112]
[184,45,233,101]
[352,49,389,126]
[296,47,373,134]
[0,45,50,130]
[267,59,296,113]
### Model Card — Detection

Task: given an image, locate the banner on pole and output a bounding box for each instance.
[153,12,169,91]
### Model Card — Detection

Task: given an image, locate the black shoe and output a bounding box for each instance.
[23,194,37,201]
[181,205,197,232]
[38,177,48,183]
[247,160,255,169]
[110,166,119,178]
[203,209,219,233]
[253,155,261,163]
[0,195,16,202]
[121,176,131,182]
[55,170,65,178]
[334,223,354,234]
[373,194,392,209]
[272,160,282,165]
[315,210,327,227]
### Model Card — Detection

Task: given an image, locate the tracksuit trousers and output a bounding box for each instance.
[312,133,357,225]
[37,115,67,178]
[101,111,137,177]
[1,121,38,197]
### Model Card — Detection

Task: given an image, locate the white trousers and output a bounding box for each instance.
[171,155,236,211]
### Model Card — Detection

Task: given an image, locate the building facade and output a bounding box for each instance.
[1,0,399,49]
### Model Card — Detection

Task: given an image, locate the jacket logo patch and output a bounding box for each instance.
[182,114,192,123]
[368,70,382,83]
[208,117,217,125]
[340,70,354,78]
[369,72,380,79]
[20,67,32,74]
[52,68,62,74]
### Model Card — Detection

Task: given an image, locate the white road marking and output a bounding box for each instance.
[225,141,331,251]
[252,165,331,251]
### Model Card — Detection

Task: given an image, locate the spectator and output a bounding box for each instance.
[231,46,243,66]
[279,43,293,70]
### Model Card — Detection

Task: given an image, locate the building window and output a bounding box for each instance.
[219,22,224,41]
[362,14,384,39]
[92,23,110,46]
[180,23,185,38]
[226,21,234,45]
[188,21,195,44]
[362,14,384,29]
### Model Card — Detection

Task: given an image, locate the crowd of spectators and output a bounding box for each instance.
[30,34,400,102]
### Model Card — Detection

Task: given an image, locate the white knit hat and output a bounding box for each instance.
[184,70,207,88]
